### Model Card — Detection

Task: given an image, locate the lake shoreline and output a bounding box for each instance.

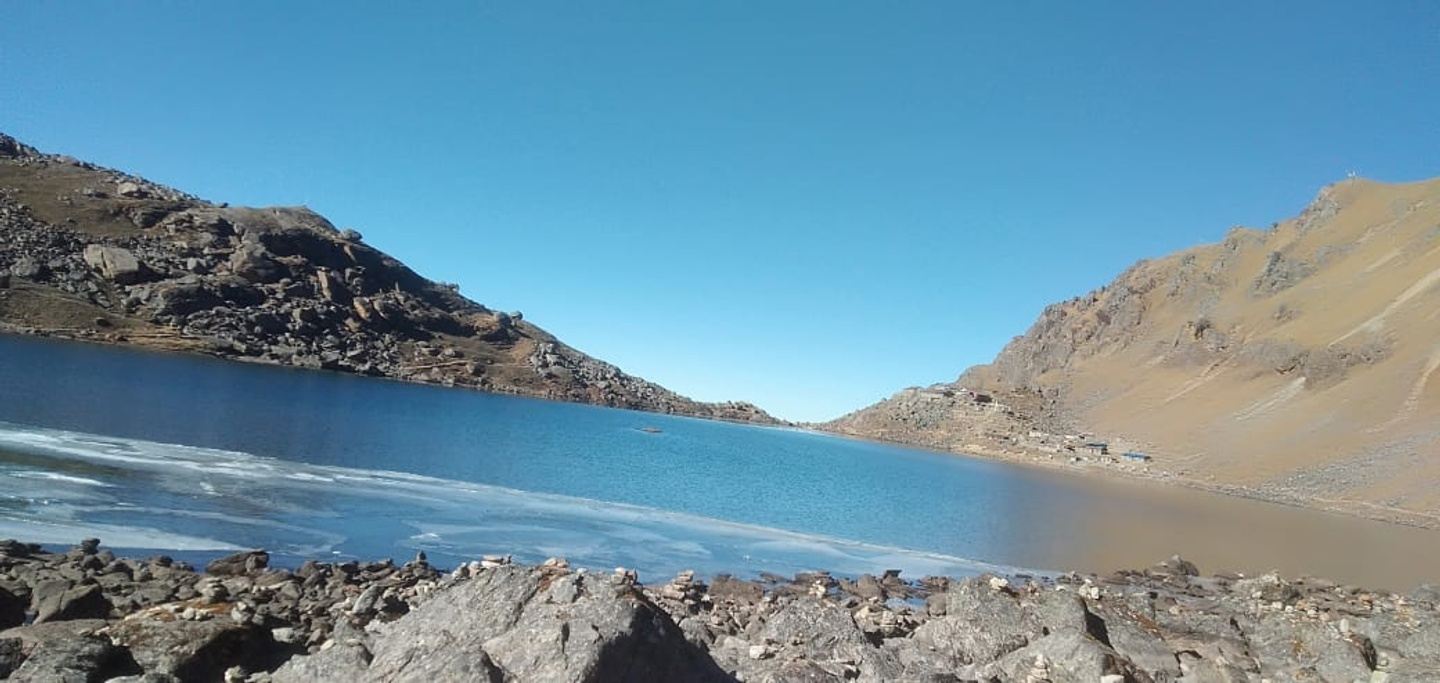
[0,324,787,430]
[5,331,1440,590]
[6,323,1431,536]
[1,539,1435,681]
[817,425,1440,531]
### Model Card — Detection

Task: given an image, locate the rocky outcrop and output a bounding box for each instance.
[3,539,1436,682]
[273,564,729,682]
[0,132,780,426]
[0,539,441,681]
[824,176,1440,523]
[82,245,151,285]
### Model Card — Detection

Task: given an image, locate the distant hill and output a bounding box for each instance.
[824,176,1440,522]
[0,133,777,425]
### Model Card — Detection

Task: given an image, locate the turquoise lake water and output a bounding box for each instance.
[1,333,1437,587]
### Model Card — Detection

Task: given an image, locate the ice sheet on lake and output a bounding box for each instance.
[0,421,1027,580]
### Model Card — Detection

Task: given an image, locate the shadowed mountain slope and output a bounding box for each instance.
[0,133,776,424]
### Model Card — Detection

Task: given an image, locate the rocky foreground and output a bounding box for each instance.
[0,541,1436,681]
[0,133,775,425]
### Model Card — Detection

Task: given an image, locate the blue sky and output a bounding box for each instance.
[3,3,1437,421]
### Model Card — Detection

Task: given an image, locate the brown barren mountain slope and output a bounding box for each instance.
[826,176,1440,523]
[0,133,776,424]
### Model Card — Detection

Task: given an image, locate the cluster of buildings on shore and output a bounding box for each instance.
[906,383,1159,469]
[1016,429,1154,467]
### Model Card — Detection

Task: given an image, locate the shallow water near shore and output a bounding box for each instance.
[1,333,1438,588]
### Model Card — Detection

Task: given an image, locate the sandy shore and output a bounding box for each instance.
[822,428,1440,531]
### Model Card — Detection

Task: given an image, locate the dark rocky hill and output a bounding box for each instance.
[0,133,776,424]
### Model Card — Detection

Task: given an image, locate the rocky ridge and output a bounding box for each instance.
[824,176,1440,523]
[0,133,776,425]
[1,539,1437,682]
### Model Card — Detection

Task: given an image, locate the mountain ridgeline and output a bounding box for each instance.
[0,133,775,424]
[826,176,1440,522]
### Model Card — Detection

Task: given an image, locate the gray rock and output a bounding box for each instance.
[271,637,374,681]
[143,280,224,316]
[228,241,285,283]
[1244,614,1375,681]
[274,564,727,682]
[1094,602,1180,680]
[205,549,269,576]
[31,581,111,623]
[116,181,149,198]
[1411,584,1440,606]
[1252,251,1315,296]
[1157,555,1200,577]
[910,577,1039,666]
[82,245,150,284]
[989,630,1140,683]
[0,620,139,682]
[0,637,24,678]
[708,573,766,605]
[105,674,182,683]
[350,583,383,615]
[750,598,905,681]
[107,611,285,682]
[10,257,46,281]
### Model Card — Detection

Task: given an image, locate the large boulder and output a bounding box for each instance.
[30,580,112,623]
[205,550,268,576]
[141,280,223,316]
[987,630,1143,683]
[0,620,140,682]
[9,257,47,281]
[1243,614,1376,681]
[116,181,150,199]
[315,269,351,304]
[82,245,150,285]
[228,240,285,283]
[272,565,729,682]
[1093,603,1181,680]
[909,577,1041,666]
[106,608,285,681]
[749,598,904,680]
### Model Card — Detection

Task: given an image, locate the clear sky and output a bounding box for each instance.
[3,3,1438,422]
